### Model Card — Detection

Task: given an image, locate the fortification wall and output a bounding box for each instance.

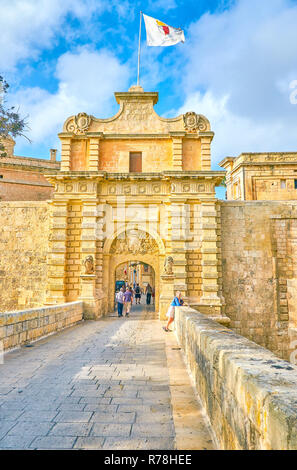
[220,201,297,361]
[175,306,297,450]
[0,201,50,312]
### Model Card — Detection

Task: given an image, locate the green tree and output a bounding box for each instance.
[0,76,29,157]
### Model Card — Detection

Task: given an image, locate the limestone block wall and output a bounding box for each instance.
[0,301,83,351]
[175,306,297,450]
[220,201,297,360]
[0,201,50,312]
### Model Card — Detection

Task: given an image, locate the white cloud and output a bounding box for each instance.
[0,0,107,71]
[178,90,294,166]
[148,0,178,13]
[177,0,297,165]
[12,48,131,154]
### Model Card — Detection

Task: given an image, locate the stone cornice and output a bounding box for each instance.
[57,132,207,140]
[0,161,60,173]
[225,160,297,178]
[45,170,225,183]
[114,91,159,105]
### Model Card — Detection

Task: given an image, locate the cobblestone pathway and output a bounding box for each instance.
[0,303,215,450]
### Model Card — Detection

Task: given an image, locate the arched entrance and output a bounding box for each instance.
[103,227,164,314]
[114,260,156,309]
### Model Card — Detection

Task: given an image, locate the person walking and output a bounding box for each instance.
[123,286,133,317]
[145,283,152,305]
[134,283,141,305]
[163,291,184,332]
[151,287,155,305]
[116,286,125,317]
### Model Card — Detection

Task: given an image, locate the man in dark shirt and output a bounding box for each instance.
[134,283,141,304]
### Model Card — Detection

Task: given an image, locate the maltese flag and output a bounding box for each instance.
[143,13,185,46]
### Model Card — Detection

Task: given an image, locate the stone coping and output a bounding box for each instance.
[0,301,83,317]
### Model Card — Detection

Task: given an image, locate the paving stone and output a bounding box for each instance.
[0,304,214,450]
[54,411,93,423]
[7,421,54,436]
[103,437,175,450]
[90,423,132,437]
[111,397,144,405]
[57,403,86,411]
[0,409,25,420]
[30,436,77,449]
[90,412,135,424]
[83,404,118,413]
[79,397,112,405]
[49,422,93,437]
[104,391,138,398]
[0,435,36,449]
[0,420,18,439]
[117,405,152,413]
[17,411,59,422]
[135,412,173,424]
[131,423,175,438]
[74,437,105,449]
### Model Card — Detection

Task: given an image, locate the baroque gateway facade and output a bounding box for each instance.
[45,86,227,322]
[1,86,297,362]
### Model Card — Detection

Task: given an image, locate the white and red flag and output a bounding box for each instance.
[143,13,185,47]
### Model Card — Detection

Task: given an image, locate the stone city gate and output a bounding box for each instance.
[45,86,228,323]
[103,228,163,313]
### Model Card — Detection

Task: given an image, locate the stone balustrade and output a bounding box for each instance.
[175,306,297,450]
[0,301,83,351]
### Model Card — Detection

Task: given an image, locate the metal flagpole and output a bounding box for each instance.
[137,11,142,86]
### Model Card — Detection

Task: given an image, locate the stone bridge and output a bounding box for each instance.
[0,301,297,450]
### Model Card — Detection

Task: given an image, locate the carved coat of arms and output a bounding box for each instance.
[66,112,91,135]
[183,112,207,132]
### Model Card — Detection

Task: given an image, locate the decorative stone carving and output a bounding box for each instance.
[110,230,158,255]
[66,112,91,135]
[183,112,208,132]
[84,255,94,274]
[163,256,174,275]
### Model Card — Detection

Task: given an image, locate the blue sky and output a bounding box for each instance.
[1,0,297,193]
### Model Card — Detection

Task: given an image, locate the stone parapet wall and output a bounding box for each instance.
[175,306,297,450]
[0,301,83,351]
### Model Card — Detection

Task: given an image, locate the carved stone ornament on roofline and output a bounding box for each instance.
[183,112,208,132]
[66,112,91,135]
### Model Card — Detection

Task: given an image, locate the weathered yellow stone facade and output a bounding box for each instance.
[45,86,226,321]
[220,152,297,201]
[3,86,297,363]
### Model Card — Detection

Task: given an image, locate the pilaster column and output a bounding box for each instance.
[46,201,68,304]
[95,203,105,312]
[79,200,102,318]
[200,133,213,171]
[60,137,72,171]
[171,133,184,171]
[170,201,190,298]
[200,200,220,303]
[88,135,101,171]
[199,199,228,323]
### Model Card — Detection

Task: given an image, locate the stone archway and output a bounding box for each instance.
[113,260,156,310]
[103,228,163,314]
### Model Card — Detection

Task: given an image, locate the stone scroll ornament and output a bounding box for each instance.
[84,255,94,274]
[183,112,207,132]
[163,256,174,275]
[66,112,91,135]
